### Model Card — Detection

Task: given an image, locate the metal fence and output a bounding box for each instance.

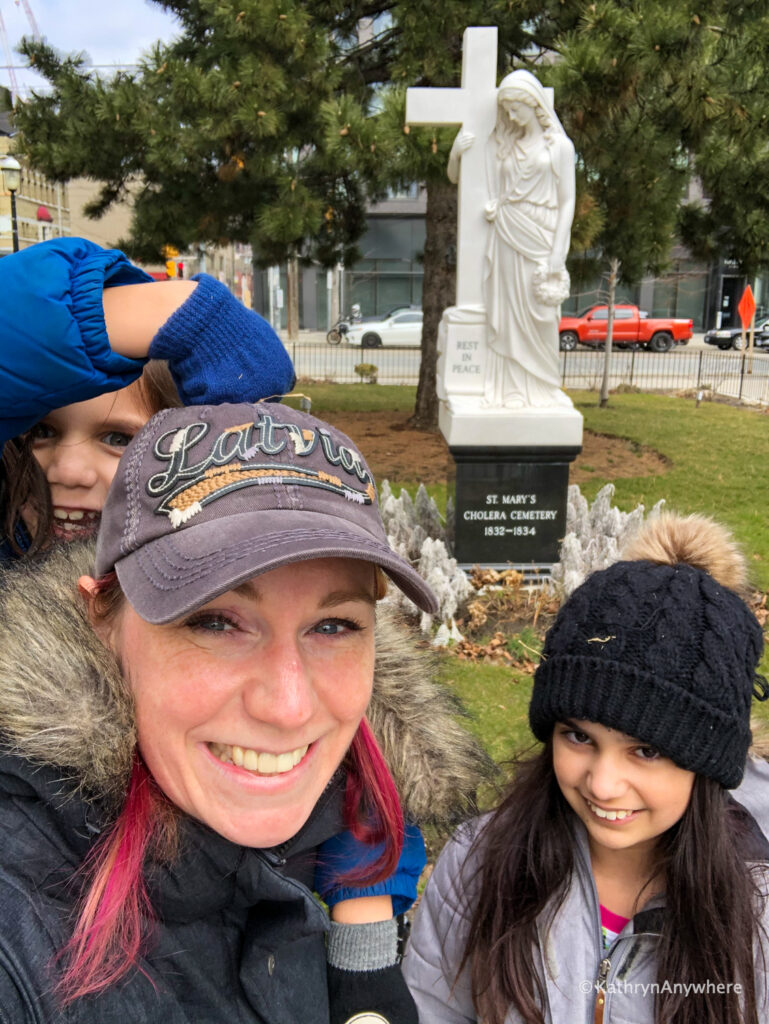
[560,348,769,404]
[290,343,422,385]
[289,342,769,404]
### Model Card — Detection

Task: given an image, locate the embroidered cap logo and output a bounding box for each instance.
[146,414,377,528]
[94,400,439,623]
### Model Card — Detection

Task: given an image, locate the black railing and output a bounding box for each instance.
[291,343,422,385]
[559,349,769,404]
[290,342,769,404]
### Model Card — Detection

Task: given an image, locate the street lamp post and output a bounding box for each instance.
[0,155,22,253]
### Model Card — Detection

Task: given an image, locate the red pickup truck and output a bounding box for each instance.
[559,305,693,352]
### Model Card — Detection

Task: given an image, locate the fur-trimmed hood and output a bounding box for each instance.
[0,541,493,827]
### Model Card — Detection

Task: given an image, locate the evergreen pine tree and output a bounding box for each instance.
[16,0,374,337]
[14,0,769,416]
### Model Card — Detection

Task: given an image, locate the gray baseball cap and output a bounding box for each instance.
[95,401,438,623]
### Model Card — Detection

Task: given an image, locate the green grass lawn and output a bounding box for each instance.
[575,392,769,590]
[440,659,536,765]
[301,384,769,585]
[296,384,769,761]
[290,382,416,414]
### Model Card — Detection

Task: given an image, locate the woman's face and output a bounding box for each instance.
[500,95,536,128]
[553,719,695,862]
[88,558,377,848]
[28,383,149,542]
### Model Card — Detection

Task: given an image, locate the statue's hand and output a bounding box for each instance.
[548,256,566,274]
[456,129,475,152]
[448,130,476,183]
[484,199,498,222]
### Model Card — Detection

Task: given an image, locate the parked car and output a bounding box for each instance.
[360,304,421,322]
[346,309,423,347]
[703,319,769,350]
[558,305,693,352]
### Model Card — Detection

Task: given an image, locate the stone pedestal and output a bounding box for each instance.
[436,306,583,446]
[440,398,583,449]
[452,446,581,573]
[438,306,584,573]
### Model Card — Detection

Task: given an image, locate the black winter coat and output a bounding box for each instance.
[0,542,493,1023]
[0,752,341,1023]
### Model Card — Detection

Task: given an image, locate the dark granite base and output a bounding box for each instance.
[450,445,582,572]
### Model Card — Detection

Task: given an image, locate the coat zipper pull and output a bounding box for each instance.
[593,956,611,1024]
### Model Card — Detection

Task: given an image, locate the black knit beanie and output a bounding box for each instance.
[530,560,766,788]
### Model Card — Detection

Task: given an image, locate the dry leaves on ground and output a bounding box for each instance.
[751,591,767,628]
[454,632,536,673]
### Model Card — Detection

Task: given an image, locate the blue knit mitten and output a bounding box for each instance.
[149,273,295,404]
[315,823,426,915]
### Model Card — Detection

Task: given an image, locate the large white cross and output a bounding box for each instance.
[406,27,499,308]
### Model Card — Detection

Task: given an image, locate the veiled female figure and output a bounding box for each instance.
[450,70,576,408]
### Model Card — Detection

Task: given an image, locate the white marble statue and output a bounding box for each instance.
[406,28,583,446]
[448,70,576,409]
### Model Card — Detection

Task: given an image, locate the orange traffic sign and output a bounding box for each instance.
[738,285,756,329]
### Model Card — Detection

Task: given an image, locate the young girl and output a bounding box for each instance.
[403,513,769,1024]
[2,363,178,552]
[1,235,294,558]
[0,239,281,552]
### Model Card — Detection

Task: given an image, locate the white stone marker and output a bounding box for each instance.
[406,26,583,450]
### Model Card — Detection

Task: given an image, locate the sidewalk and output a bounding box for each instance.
[278,329,328,346]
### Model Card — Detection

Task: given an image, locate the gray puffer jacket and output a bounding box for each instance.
[403,758,769,1024]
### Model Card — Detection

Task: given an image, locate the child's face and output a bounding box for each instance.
[553,719,695,861]
[28,383,149,542]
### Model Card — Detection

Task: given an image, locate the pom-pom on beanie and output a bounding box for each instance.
[530,515,766,788]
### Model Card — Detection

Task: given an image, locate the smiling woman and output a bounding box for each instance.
[0,398,494,1024]
[91,559,378,851]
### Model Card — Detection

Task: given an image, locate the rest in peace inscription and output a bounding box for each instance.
[452,339,481,376]
[453,460,569,567]
[441,323,486,396]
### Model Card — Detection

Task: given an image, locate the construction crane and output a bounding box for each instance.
[0,9,19,104]
[0,0,39,104]
[14,0,40,41]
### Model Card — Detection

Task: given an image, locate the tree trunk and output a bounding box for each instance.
[599,258,620,408]
[286,255,300,342]
[410,178,457,431]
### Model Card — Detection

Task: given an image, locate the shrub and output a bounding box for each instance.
[354,363,378,384]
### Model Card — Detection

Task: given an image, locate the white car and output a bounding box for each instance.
[346,309,423,347]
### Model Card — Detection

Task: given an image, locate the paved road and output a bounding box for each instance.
[281,330,714,348]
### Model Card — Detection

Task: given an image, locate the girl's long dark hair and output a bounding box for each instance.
[1,435,52,554]
[461,742,767,1024]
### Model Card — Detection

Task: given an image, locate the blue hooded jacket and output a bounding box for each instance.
[0,237,151,446]
[0,237,297,447]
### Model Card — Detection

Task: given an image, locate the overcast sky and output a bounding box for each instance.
[1,0,182,98]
